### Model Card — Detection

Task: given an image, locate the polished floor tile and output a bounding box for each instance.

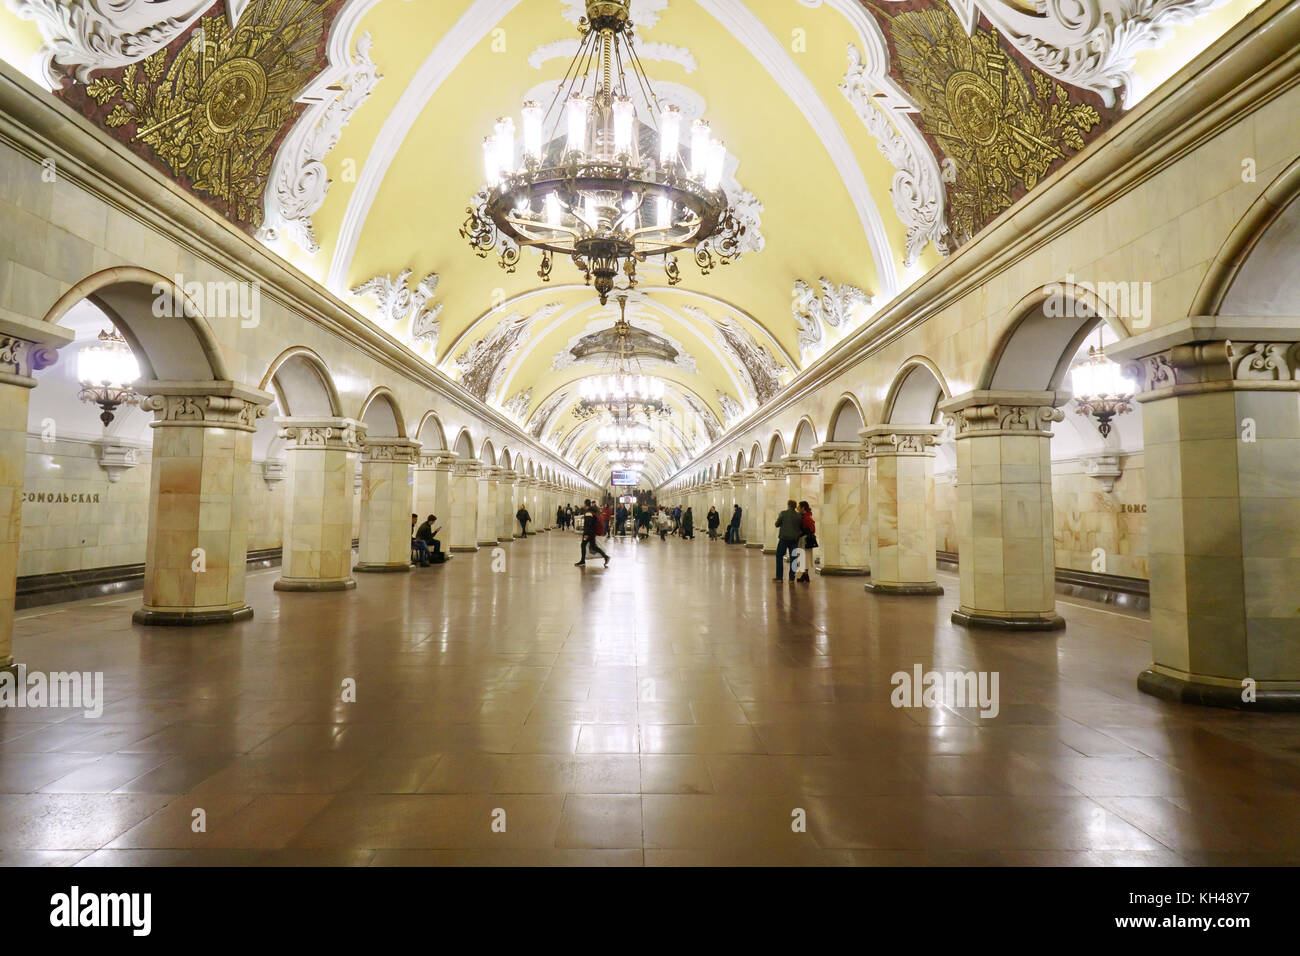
[5,530,1300,865]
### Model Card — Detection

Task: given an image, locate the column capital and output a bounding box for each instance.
[735,468,760,482]
[141,380,274,432]
[479,464,502,479]
[758,462,792,479]
[0,314,75,388]
[498,469,517,484]
[453,458,482,478]
[812,441,868,467]
[361,436,422,464]
[860,424,944,457]
[276,415,365,450]
[938,390,1067,439]
[417,450,458,471]
[1124,340,1300,400]
[781,453,820,474]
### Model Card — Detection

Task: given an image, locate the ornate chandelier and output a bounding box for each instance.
[572,295,668,420]
[77,328,140,427]
[597,422,653,453]
[1071,340,1133,439]
[460,0,746,305]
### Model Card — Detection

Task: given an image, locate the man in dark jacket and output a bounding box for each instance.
[726,504,743,543]
[416,514,443,561]
[575,505,609,567]
[774,500,801,582]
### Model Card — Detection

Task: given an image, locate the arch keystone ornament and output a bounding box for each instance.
[132,381,273,626]
[938,390,1069,630]
[1110,319,1300,710]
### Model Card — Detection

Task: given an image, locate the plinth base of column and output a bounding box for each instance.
[132,605,254,626]
[498,536,513,542]
[274,577,356,592]
[353,563,412,573]
[866,581,943,595]
[477,540,498,547]
[762,547,776,555]
[819,567,869,576]
[451,545,480,553]
[1137,669,1300,711]
[745,542,763,550]
[951,609,1064,631]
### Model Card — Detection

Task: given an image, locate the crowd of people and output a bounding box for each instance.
[555,497,819,581]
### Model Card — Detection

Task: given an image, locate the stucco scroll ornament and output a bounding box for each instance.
[792,277,872,358]
[954,403,1064,434]
[3,0,215,89]
[0,336,59,377]
[1229,342,1299,381]
[260,31,382,255]
[502,388,533,422]
[350,270,442,347]
[954,0,1231,109]
[716,392,744,426]
[841,44,951,267]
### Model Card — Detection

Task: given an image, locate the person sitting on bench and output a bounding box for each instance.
[411,513,432,566]
[415,514,443,562]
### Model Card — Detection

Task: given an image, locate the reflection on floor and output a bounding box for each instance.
[4,530,1300,866]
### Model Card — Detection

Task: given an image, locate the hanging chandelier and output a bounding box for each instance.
[596,422,653,453]
[1071,341,1133,439]
[572,294,669,420]
[460,0,746,305]
[77,328,140,427]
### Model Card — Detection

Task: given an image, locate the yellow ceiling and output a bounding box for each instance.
[0,0,1265,484]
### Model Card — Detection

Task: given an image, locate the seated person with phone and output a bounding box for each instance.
[415,514,444,564]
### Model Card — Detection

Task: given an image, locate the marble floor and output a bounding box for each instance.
[4,530,1300,867]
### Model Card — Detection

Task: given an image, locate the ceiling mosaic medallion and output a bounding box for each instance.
[63,0,336,229]
[888,4,1113,245]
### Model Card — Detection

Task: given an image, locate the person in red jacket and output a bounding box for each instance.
[797,500,817,583]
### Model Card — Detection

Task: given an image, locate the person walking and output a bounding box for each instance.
[682,506,694,540]
[774,499,802,582]
[603,503,613,540]
[796,500,818,583]
[654,508,672,541]
[706,506,720,540]
[615,503,628,536]
[516,505,531,537]
[576,504,609,567]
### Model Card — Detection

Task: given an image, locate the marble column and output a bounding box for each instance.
[1,319,75,660]
[450,459,481,552]
[938,390,1067,630]
[131,382,273,623]
[499,469,518,540]
[812,442,869,575]
[743,469,764,549]
[355,436,422,573]
[1113,328,1300,709]
[477,465,501,547]
[759,463,790,553]
[862,425,944,594]
[783,454,822,516]
[275,416,364,592]
[414,451,456,544]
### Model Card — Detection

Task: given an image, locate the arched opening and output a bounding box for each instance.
[749,441,763,467]
[767,432,786,462]
[453,428,475,459]
[479,438,496,464]
[357,387,406,438]
[259,348,344,418]
[827,394,865,442]
[791,417,818,455]
[416,412,448,450]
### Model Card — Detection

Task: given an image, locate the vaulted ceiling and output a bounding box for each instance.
[0,0,1262,484]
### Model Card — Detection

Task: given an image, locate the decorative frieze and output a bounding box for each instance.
[938,391,1068,438]
[418,451,458,471]
[276,416,364,451]
[813,441,868,467]
[141,385,271,432]
[861,424,943,456]
[360,437,421,464]
[452,459,482,479]
[1123,340,1300,396]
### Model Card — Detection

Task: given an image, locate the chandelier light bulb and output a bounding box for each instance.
[657,194,672,228]
[566,93,588,154]
[77,332,139,388]
[483,137,498,186]
[690,119,710,178]
[1072,351,1132,400]
[521,101,543,160]
[659,105,681,163]
[705,140,726,190]
[613,96,635,155]
[545,192,562,226]
[493,116,515,177]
